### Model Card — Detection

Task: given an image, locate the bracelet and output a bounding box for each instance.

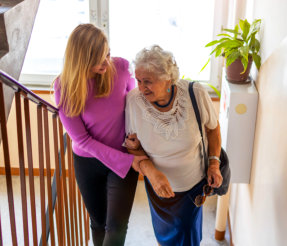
[208,156,221,164]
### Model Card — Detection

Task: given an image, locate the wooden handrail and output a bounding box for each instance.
[0,70,58,113]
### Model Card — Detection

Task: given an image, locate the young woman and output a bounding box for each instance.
[54,24,147,246]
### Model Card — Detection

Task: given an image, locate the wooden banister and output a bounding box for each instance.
[0,70,89,246]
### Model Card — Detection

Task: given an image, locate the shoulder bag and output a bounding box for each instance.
[188,82,231,196]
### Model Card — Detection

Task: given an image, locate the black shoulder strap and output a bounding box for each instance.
[188,82,208,171]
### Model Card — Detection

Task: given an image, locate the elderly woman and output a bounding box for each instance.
[125,45,223,246]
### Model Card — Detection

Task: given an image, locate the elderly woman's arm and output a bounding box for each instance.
[206,121,223,188]
[126,135,175,198]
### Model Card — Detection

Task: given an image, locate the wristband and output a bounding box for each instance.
[208,156,221,164]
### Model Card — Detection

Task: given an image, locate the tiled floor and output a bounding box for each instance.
[1,177,229,245]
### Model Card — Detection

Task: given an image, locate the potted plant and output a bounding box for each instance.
[202,19,262,83]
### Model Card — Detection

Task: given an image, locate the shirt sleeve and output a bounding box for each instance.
[125,90,137,135]
[126,63,135,92]
[54,82,134,179]
[193,82,218,130]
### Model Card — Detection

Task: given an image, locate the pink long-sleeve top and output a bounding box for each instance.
[54,57,135,178]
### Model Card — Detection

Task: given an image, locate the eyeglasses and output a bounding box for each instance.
[193,184,213,207]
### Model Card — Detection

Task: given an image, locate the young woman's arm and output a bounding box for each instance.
[125,135,174,198]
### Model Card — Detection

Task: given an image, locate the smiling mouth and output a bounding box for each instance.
[144,91,152,96]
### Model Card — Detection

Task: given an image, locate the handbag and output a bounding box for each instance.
[188,82,231,196]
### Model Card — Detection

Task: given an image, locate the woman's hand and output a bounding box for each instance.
[132,155,148,175]
[140,160,175,198]
[206,122,222,188]
[125,133,141,150]
[207,160,223,188]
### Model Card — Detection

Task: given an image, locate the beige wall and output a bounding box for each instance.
[0,93,219,171]
[0,93,58,170]
[229,0,287,245]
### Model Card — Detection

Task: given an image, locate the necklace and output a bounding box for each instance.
[154,85,175,108]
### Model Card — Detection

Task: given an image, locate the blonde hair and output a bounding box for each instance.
[57,24,115,117]
[134,45,179,84]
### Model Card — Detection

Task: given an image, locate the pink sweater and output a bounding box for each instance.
[54,57,135,178]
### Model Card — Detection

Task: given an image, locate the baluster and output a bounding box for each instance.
[72,155,79,246]
[82,201,88,246]
[23,96,38,246]
[0,82,18,246]
[86,213,90,241]
[77,187,83,246]
[52,114,63,245]
[15,91,29,246]
[58,120,71,246]
[37,105,46,246]
[43,106,55,246]
[67,135,75,246]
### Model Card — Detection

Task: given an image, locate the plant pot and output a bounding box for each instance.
[226,56,253,84]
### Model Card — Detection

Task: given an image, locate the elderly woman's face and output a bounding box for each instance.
[135,68,170,103]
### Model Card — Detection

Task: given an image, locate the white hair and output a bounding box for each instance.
[133,45,179,84]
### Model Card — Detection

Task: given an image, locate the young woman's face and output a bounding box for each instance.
[90,52,111,76]
[135,68,171,103]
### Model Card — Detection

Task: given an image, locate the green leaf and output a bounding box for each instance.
[239,19,251,40]
[205,38,230,47]
[209,42,227,55]
[200,58,211,73]
[215,48,223,57]
[249,36,260,53]
[226,51,240,67]
[234,25,240,39]
[247,19,261,40]
[250,19,261,33]
[252,53,261,70]
[254,39,260,52]
[200,82,221,99]
[241,57,248,73]
[249,35,256,51]
[217,33,233,38]
[205,40,221,47]
[239,46,249,61]
[224,48,238,57]
[223,28,241,36]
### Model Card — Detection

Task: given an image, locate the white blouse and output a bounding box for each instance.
[125,80,218,192]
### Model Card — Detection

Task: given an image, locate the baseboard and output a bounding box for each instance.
[0,167,145,180]
[0,167,68,177]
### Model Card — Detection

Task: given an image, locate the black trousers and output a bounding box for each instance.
[73,153,138,246]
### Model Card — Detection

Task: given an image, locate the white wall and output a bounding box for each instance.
[229,0,287,245]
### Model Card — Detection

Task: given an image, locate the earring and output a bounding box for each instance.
[167,88,171,93]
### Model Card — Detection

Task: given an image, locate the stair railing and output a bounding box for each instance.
[0,70,90,246]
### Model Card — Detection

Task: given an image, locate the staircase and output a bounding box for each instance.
[0,2,90,245]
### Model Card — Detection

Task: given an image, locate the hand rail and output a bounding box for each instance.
[0,70,89,245]
[0,70,58,113]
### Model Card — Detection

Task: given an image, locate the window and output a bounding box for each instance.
[20,0,89,87]
[20,0,227,89]
[110,0,214,82]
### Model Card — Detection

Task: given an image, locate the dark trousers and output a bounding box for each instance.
[73,153,138,246]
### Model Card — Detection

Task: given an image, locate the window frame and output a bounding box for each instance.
[20,0,228,92]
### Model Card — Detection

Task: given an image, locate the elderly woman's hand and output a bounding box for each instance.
[140,159,175,198]
[132,155,148,176]
[125,133,141,150]
[207,161,223,188]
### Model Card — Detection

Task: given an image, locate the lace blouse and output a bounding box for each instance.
[125,80,218,191]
